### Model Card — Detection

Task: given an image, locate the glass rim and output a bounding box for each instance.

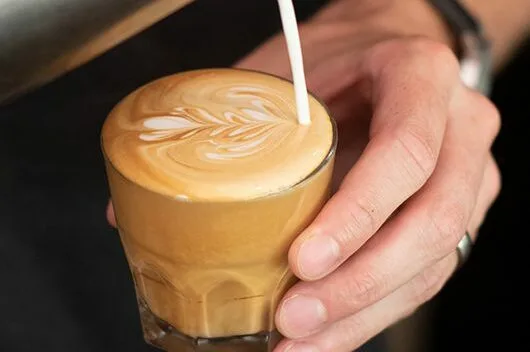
[101,67,338,204]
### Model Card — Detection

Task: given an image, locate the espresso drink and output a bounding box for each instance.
[102,69,336,351]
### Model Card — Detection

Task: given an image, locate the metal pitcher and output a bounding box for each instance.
[0,0,193,105]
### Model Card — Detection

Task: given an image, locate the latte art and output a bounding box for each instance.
[138,86,296,164]
[102,69,334,200]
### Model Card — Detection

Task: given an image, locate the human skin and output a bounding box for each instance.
[107,0,530,351]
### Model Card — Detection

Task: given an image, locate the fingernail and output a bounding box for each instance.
[279,295,327,337]
[284,342,320,352]
[297,235,340,279]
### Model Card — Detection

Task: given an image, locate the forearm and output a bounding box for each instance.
[309,0,530,71]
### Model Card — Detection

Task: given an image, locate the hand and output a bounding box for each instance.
[106,1,501,350]
[234,1,501,351]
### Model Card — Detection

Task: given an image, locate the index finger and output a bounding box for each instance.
[289,39,461,281]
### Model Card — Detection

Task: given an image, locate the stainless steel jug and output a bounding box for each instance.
[0,0,193,105]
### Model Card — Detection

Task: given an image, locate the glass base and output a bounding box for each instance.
[138,298,281,352]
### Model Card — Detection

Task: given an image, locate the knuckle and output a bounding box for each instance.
[395,125,438,186]
[396,38,460,78]
[410,260,451,306]
[371,37,459,82]
[337,271,385,311]
[466,91,502,143]
[481,99,502,142]
[416,39,459,73]
[428,199,469,258]
[338,192,381,242]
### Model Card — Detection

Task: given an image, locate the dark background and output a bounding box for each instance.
[0,1,528,351]
[430,37,530,351]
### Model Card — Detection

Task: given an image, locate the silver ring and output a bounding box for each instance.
[456,231,473,268]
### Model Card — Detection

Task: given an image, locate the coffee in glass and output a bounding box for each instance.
[101,68,337,351]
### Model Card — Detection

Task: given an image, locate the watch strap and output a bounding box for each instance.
[428,0,493,95]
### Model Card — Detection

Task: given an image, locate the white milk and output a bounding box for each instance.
[277,0,311,125]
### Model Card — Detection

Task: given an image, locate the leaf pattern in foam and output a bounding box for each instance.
[138,100,294,161]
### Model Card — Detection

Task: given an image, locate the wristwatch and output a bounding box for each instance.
[428,0,493,95]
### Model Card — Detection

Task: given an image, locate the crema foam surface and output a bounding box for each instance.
[102,69,333,201]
